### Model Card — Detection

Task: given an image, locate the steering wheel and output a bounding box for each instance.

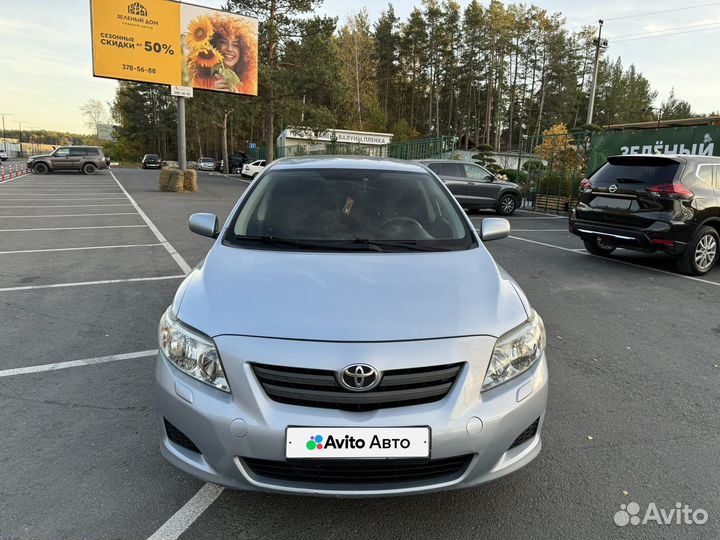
[379,216,424,229]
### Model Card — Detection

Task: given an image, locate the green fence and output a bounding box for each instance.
[248,136,455,162]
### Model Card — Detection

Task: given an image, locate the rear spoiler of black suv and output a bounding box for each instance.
[607,155,684,166]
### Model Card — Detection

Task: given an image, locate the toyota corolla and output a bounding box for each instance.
[155,157,548,496]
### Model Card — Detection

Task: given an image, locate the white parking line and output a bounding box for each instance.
[0,350,158,378]
[110,169,193,275]
[509,216,567,220]
[508,235,720,287]
[515,210,567,218]
[0,243,162,255]
[0,173,31,184]
[0,197,128,200]
[0,213,139,218]
[147,484,225,540]
[0,225,148,232]
[0,274,185,293]
[0,204,133,208]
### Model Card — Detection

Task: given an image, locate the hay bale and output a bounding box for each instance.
[183,169,198,192]
[159,168,184,192]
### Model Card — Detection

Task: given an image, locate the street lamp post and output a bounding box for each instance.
[0,113,11,153]
[14,121,27,158]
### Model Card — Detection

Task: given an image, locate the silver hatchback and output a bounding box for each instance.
[155,157,548,496]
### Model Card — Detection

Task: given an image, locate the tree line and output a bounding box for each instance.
[107,0,700,163]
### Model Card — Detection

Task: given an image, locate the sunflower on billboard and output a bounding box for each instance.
[183,11,258,95]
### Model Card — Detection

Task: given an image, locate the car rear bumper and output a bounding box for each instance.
[155,340,548,497]
[569,216,690,255]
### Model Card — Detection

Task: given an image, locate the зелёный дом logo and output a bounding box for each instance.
[127,2,148,17]
[614,502,708,527]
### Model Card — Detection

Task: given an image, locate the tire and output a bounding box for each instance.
[584,237,616,256]
[677,226,719,275]
[496,194,517,216]
[33,162,49,175]
[252,172,259,178]
[82,163,97,175]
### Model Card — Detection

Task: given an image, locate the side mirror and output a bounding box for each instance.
[480,218,510,242]
[485,175,495,182]
[189,213,219,239]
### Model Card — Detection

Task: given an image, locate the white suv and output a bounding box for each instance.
[0,150,8,161]
[241,159,266,178]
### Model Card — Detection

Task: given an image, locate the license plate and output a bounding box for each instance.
[286,427,430,459]
[590,196,633,210]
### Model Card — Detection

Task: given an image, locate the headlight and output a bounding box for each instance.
[158,307,230,393]
[483,310,545,391]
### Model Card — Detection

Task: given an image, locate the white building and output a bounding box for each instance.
[276,127,394,157]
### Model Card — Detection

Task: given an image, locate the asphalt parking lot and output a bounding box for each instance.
[1,168,718,540]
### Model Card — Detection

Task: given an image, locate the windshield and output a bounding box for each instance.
[226,168,476,252]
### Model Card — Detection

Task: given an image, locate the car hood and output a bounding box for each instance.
[29,154,51,160]
[174,243,529,342]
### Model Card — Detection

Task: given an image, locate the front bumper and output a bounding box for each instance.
[155,335,548,497]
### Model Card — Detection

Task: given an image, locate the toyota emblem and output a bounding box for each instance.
[608,184,618,193]
[339,364,380,392]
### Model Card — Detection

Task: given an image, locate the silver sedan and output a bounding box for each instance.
[155,156,548,496]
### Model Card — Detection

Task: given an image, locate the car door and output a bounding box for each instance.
[427,162,468,205]
[50,148,71,170]
[713,165,720,204]
[70,147,88,170]
[463,163,499,208]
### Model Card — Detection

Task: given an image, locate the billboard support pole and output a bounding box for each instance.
[177,96,187,171]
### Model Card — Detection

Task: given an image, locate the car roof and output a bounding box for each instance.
[270,156,430,173]
[607,154,720,164]
[417,159,469,164]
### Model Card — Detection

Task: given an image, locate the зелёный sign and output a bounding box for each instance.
[90,0,258,96]
[589,126,720,171]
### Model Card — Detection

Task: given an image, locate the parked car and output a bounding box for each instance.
[418,159,522,215]
[241,159,266,178]
[142,154,162,169]
[570,154,720,275]
[0,149,8,161]
[197,157,216,171]
[155,157,548,496]
[27,146,109,175]
[216,153,248,173]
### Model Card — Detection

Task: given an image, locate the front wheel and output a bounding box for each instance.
[33,162,49,175]
[678,226,719,275]
[496,195,517,216]
[584,237,616,256]
[82,163,97,175]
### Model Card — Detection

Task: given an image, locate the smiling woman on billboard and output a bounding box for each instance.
[182,7,258,95]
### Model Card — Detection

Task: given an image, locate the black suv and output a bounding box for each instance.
[419,159,522,215]
[142,154,162,169]
[569,154,720,275]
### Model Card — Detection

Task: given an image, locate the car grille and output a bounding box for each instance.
[242,455,473,485]
[251,362,463,411]
[508,418,540,450]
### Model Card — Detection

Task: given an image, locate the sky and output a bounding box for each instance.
[0,0,718,134]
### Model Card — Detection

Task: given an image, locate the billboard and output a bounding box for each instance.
[96,124,117,141]
[90,0,258,95]
[590,126,720,171]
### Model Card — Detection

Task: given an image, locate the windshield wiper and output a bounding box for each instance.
[233,235,336,250]
[233,235,443,252]
[347,238,443,252]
